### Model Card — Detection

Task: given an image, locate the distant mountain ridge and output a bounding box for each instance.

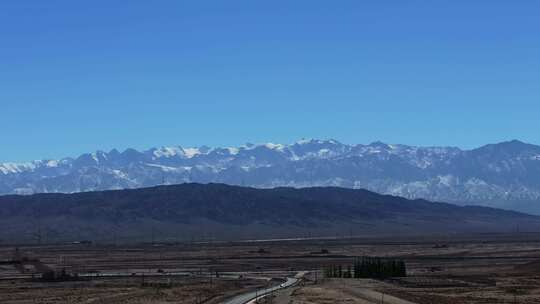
[2,139,540,213]
[0,183,538,243]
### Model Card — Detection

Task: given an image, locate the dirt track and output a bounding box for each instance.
[286,279,417,304]
[4,233,540,303]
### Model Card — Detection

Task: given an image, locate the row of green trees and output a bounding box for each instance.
[323,257,406,279]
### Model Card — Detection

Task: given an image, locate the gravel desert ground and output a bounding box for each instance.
[2,233,540,303]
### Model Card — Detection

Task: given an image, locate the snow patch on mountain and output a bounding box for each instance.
[2,139,540,213]
[182,148,201,158]
[152,147,184,158]
[0,162,37,174]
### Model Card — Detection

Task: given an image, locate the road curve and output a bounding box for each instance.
[222,276,300,304]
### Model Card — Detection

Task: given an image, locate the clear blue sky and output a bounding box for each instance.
[1,1,539,162]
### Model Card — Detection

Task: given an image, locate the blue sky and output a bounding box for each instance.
[1,1,539,162]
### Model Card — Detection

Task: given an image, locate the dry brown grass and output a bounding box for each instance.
[3,233,540,303]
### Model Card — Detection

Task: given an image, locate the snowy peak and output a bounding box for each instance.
[2,139,540,214]
[2,139,536,173]
[0,162,36,175]
[151,146,184,158]
[289,138,348,159]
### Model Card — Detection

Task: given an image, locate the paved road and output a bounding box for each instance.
[222,276,300,304]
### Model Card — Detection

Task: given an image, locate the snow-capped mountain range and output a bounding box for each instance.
[2,139,540,214]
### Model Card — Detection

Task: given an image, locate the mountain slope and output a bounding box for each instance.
[0,183,536,243]
[2,139,540,213]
